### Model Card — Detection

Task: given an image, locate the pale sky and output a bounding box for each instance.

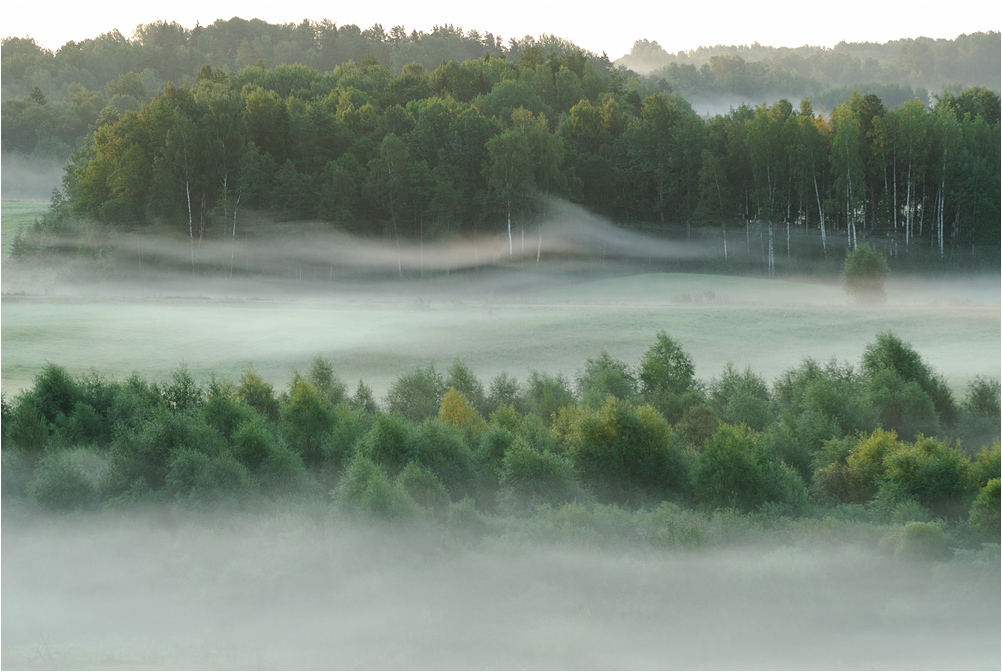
[2,0,999,59]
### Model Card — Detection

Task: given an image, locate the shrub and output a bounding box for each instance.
[841,242,889,304]
[350,380,379,414]
[27,452,98,510]
[259,444,312,495]
[522,370,576,422]
[307,355,348,406]
[497,438,586,516]
[411,418,477,499]
[397,461,451,516]
[882,435,976,518]
[862,332,957,427]
[6,396,49,453]
[971,442,1000,487]
[238,365,280,421]
[709,363,773,431]
[202,386,257,442]
[968,478,1001,543]
[335,455,417,519]
[693,424,807,513]
[486,372,523,415]
[281,375,336,468]
[884,522,951,562]
[357,413,414,476]
[31,363,81,424]
[553,398,690,505]
[575,351,639,407]
[160,364,203,412]
[675,403,719,449]
[165,447,254,503]
[964,376,1001,419]
[439,387,487,439]
[385,364,447,422]
[61,401,109,447]
[446,360,487,416]
[867,368,940,440]
[232,415,280,471]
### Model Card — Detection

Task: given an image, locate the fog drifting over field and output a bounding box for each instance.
[1,154,65,202]
[2,510,999,670]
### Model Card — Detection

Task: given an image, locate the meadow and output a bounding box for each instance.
[2,265,999,401]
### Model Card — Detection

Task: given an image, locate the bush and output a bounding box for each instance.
[882,435,976,519]
[842,242,889,304]
[709,363,773,431]
[335,455,417,519]
[575,351,639,407]
[446,360,487,417]
[885,522,951,561]
[27,452,98,510]
[259,443,313,495]
[306,355,348,406]
[553,397,690,505]
[968,478,1001,543]
[6,396,49,453]
[439,387,486,439]
[202,385,257,442]
[238,365,280,421]
[232,415,280,472]
[357,413,414,476]
[397,461,451,517]
[385,364,447,422]
[862,332,957,427]
[522,370,576,422]
[160,364,203,412]
[31,363,81,424]
[867,367,940,440]
[971,442,1000,487]
[486,372,523,415]
[165,447,254,503]
[693,424,807,513]
[411,418,477,500]
[281,375,336,468]
[497,438,586,516]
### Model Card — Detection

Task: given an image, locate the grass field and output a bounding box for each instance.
[2,269,998,399]
[0,200,48,256]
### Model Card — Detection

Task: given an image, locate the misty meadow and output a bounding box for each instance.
[2,16,1001,671]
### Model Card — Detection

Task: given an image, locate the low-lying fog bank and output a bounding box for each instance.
[3,510,999,670]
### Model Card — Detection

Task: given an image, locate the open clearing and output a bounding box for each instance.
[2,269,998,398]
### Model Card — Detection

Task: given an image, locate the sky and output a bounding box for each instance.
[1,0,999,58]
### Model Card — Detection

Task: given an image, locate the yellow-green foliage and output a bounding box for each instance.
[971,441,1001,487]
[553,397,689,505]
[845,428,902,498]
[439,387,486,439]
[881,522,951,562]
[968,478,1000,543]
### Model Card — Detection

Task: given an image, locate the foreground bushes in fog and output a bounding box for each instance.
[3,334,999,550]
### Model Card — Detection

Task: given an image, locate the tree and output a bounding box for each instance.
[841,242,889,304]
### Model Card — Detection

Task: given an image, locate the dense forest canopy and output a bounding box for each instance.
[2,19,1000,270]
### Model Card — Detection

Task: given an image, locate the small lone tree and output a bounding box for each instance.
[842,243,889,304]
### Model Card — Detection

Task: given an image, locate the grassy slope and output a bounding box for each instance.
[0,200,48,256]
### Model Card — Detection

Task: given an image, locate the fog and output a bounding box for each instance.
[1,154,65,202]
[2,509,998,670]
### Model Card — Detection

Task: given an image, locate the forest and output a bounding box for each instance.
[2,21,1000,272]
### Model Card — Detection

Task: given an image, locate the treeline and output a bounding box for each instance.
[619,32,1001,96]
[2,332,999,548]
[46,52,1001,269]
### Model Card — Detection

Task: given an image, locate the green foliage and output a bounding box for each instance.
[523,370,576,422]
[281,375,336,468]
[842,242,889,304]
[385,364,447,422]
[201,386,257,442]
[350,380,379,414]
[967,478,1001,543]
[357,412,414,476]
[232,415,280,472]
[882,435,975,518]
[411,418,477,500]
[497,438,586,516]
[883,522,951,562]
[165,447,254,503]
[862,332,957,427]
[964,376,1001,419]
[335,455,417,519]
[709,363,773,431]
[971,442,1001,487]
[397,461,451,516]
[31,363,81,424]
[446,359,487,416]
[307,355,348,406]
[6,396,49,453]
[639,331,697,399]
[575,351,640,407]
[674,404,719,449]
[27,451,99,510]
[486,372,523,415]
[554,398,691,505]
[238,365,280,421]
[867,367,940,440]
[693,424,808,513]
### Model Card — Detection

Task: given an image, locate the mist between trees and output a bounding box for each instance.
[5,31,998,276]
[3,330,998,552]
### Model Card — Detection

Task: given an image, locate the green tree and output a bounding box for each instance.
[841,242,889,303]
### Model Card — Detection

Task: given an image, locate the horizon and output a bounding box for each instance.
[2,1,1000,61]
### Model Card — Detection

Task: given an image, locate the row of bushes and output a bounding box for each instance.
[2,332,999,545]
